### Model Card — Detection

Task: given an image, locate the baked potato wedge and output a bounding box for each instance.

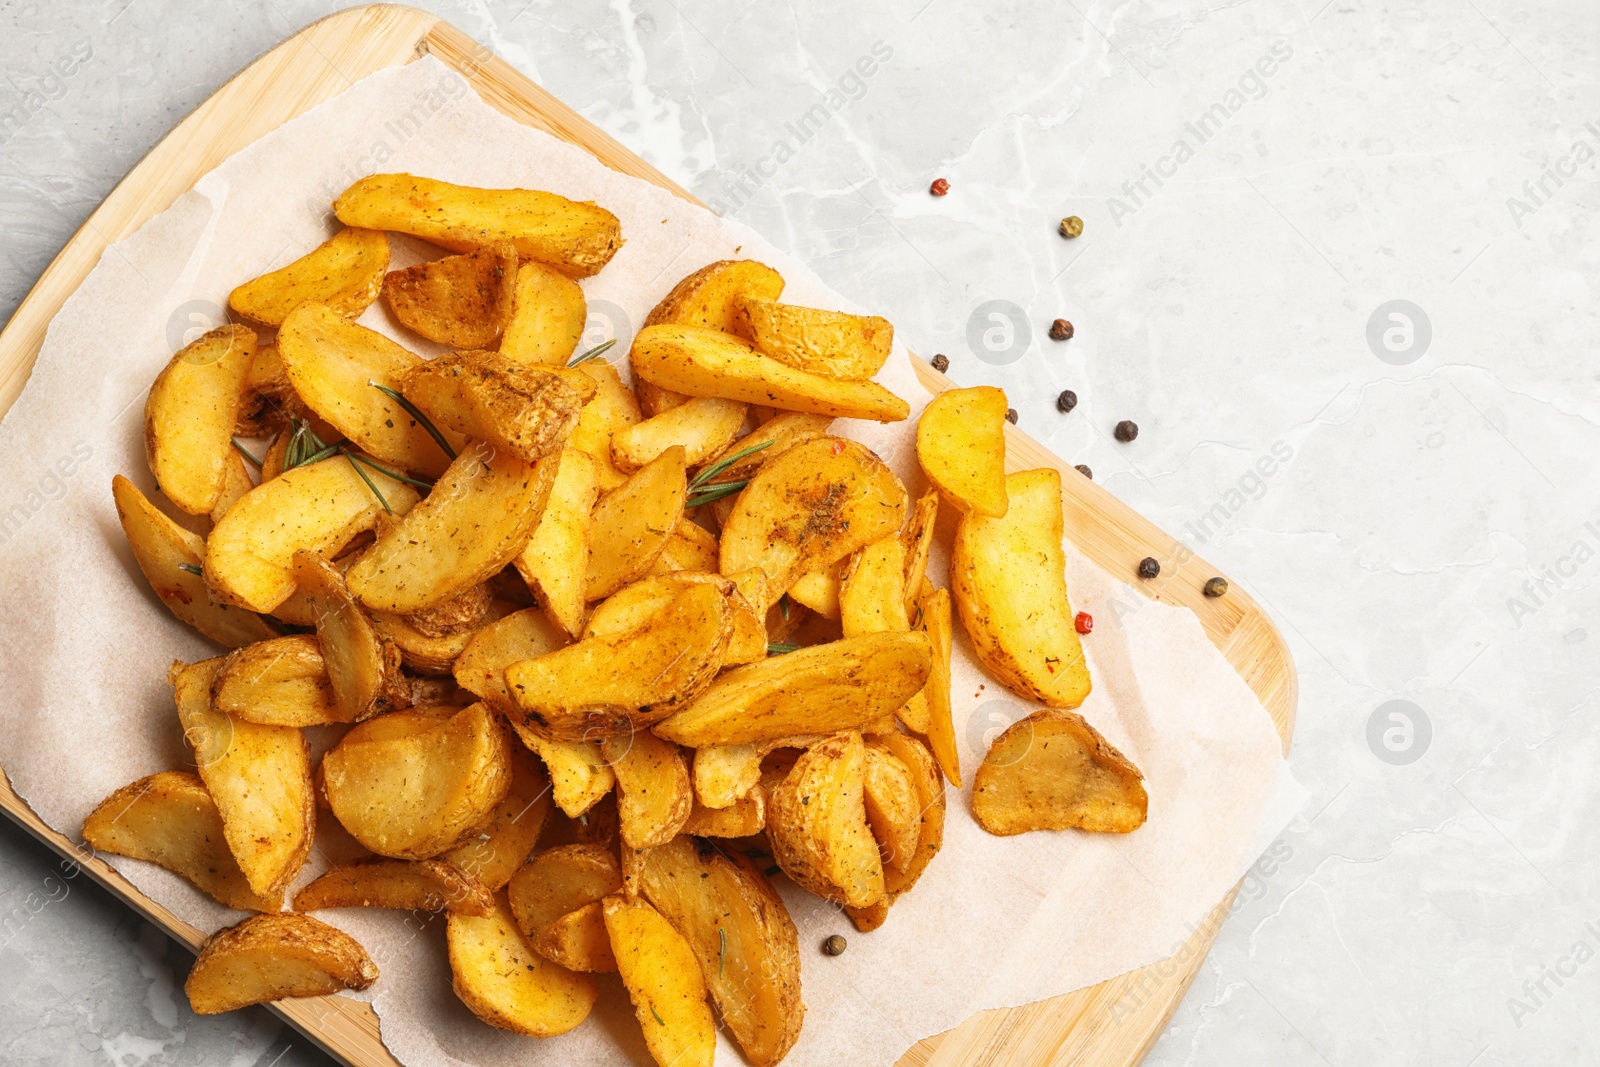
[900,490,939,617]
[500,259,586,365]
[972,708,1148,835]
[839,534,909,637]
[228,227,388,327]
[584,445,688,601]
[211,634,341,726]
[654,631,930,747]
[602,730,692,850]
[603,895,716,1067]
[82,771,283,912]
[612,396,747,472]
[292,551,408,720]
[526,736,615,818]
[441,738,552,890]
[383,242,517,347]
[234,342,310,437]
[448,893,597,1035]
[334,173,623,278]
[631,324,910,422]
[399,349,593,464]
[768,731,885,907]
[584,572,764,666]
[508,843,622,971]
[293,858,493,916]
[111,475,275,647]
[785,561,843,619]
[691,743,762,809]
[645,259,785,331]
[452,606,566,710]
[916,385,1009,518]
[185,913,377,1014]
[347,444,558,613]
[681,786,766,838]
[861,744,921,876]
[515,447,600,637]
[729,295,893,381]
[916,583,961,786]
[567,359,642,491]
[951,468,1091,707]
[649,518,720,576]
[874,731,945,898]
[209,449,255,525]
[144,324,256,515]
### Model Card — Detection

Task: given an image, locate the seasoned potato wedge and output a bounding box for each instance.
[448,893,598,1035]
[768,732,884,907]
[701,412,833,483]
[900,490,939,617]
[603,895,717,1067]
[861,744,920,876]
[584,446,687,601]
[729,295,893,380]
[635,377,689,418]
[785,562,842,619]
[442,739,552,890]
[82,771,282,912]
[506,583,731,740]
[682,786,766,838]
[500,259,586,365]
[229,227,389,327]
[640,836,803,1067]
[370,603,497,676]
[508,844,622,971]
[612,396,747,472]
[399,349,593,464]
[173,659,313,898]
[645,259,785,331]
[536,902,615,973]
[951,468,1091,707]
[452,606,567,714]
[277,303,463,478]
[335,173,623,278]
[322,703,512,859]
[647,520,715,578]
[567,360,642,491]
[692,743,762,809]
[111,476,275,647]
[916,584,961,786]
[235,342,313,437]
[632,324,910,422]
[185,913,377,1015]
[602,730,692,850]
[586,573,765,666]
[973,709,1148,835]
[655,632,930,747]
[258,433,290,481]
[292,551,408,720]
[515,448,600,637]
[211,634,341,726]
[874,732,945,898]
[209,450,255,525]
[916,385,1009,518]
[293,858,493,915]
[720,436,907,593]
[839,534,909,637]
[145,325,256,514]
[528,737,615,818]
[383,242,517,347]
[348,444,558,613]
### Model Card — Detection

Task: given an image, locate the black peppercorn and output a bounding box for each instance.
[1137,557,1160,580]
[930,353,949,373]
[1005,408,1018,424]
[823,934,847,956]
[1049,319,1074,341]
[1056,389,1077,413]
[1114,420,1138,442]
[1074,464,1092,480]
[1203,576,1229,598]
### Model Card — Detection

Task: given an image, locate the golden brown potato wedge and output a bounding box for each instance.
[442,739,552,890]
[602,730,692,850]
[682,786,766,838]
[401,580,495,636]
[874,732,945,898]
[383,242,517,347]
[292,551,408,720]
[768,732,884,907]
[839,534,909,637]
[335,173,623,278]
[649,518,719,576]
[234,343,310,437]
[699,412,833,487]
[173,659,313,899]
[612,396,747,472]
[635,377,689,418]
[348,444,558,613]
[729,295,893,380]
[515,448,600,637]
[229,227,389,327]
[584,446,687,601]
[951,468,1091,707]
[567,359,642,491]
[586,573,765,666]
[861,744,920,877]
[500,259,586,365]
[691,743,762,809]
[654,631,930,747]
[448,893,597,1035]
[185,913,377,1015]
[508,844,622,971]
[972,709,1148,835]
[276,303,463,478]
[211,634,341,726]
[452,606,567,715]
[900,490,939,617]
[719,436,907,594]
[535,901,615,973]
[370,596,512,676]
[916,584,961,786]
[632,324,910,422]
[399,348,593,464]
[293,858,493,915]
[82,771,282,912]
[645,259,784,332]
[916,385,1009,518]
[785,562,842,619]
[258,432,290,482]
[209,450,255,525]
[506,582,731,740]
[111,476,276,647]
[603,895,716,1067]
[145,324,256,515]
[527,737,615,818]
[639,836,803,1067]
[322,703,512,859]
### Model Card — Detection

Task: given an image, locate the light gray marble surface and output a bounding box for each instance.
[2,1,1597,1065]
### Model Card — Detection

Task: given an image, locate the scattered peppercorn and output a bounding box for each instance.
[823,934,848,956]
[1114,420,1139,442]
[1137,557,1160,580]
[930,353,949,373]
[1049,318,1074,341]
[1204,576,1229,598]
[1005,408,1018,424]
[1074,464,1092,479]
[1074,612,1094,634]
[1059,215,1084,238]
[930,178,950,196]
[1056,389,1078,414]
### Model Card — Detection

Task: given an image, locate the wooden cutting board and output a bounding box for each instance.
[0,7,1297,1066]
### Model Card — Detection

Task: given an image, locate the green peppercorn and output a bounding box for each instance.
[1204,576,1229,598]
[823,934,847,956]
[1059,215,1084,238]
[1138,557,1160,579]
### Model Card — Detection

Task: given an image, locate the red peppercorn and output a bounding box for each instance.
[930,178,950,196]
[831,439,847,456]
[1074,612,1093,634]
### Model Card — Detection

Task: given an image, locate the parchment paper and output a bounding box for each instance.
[0,58,1304,1067]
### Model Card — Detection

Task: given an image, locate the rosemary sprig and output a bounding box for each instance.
[685,481,749,510]
[344,451,392,515]
[281,418,332,472]
[649,1005,665,1026]
[566,338,616,367]
[344,452,434,492]
[689,439,771,492]
[369,381,457,461]
[177,562,203,576]
[230,438,263,469]
[767,642,801,655]
[718,928,726,975]
[779,596,790,621]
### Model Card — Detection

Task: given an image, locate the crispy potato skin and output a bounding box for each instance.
[212,634,342,726]
[603,895,717,1067]
[973,709,1148,835]
[383,242,518,347]
[448,894,598,1035]
[950,468,1091,708]
[145,325,256,515]
[442,740,552,890]
[916,585,962,786]
[508,844,622,971]
[185,913,378,1015]
[501,260,586,365]
[229,227,388,327]
[861,745,921,877]
[916,385,1009,518]
[334,173,623,278]
[602,730,693,850]
[293,858,494,915]
[768,732,886,908]
[293,551,409,719]
[873,732,945,898]
[613,396,747,472]
[644,259,784,332]
[729,295,894,381]
[400,349,593,464]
